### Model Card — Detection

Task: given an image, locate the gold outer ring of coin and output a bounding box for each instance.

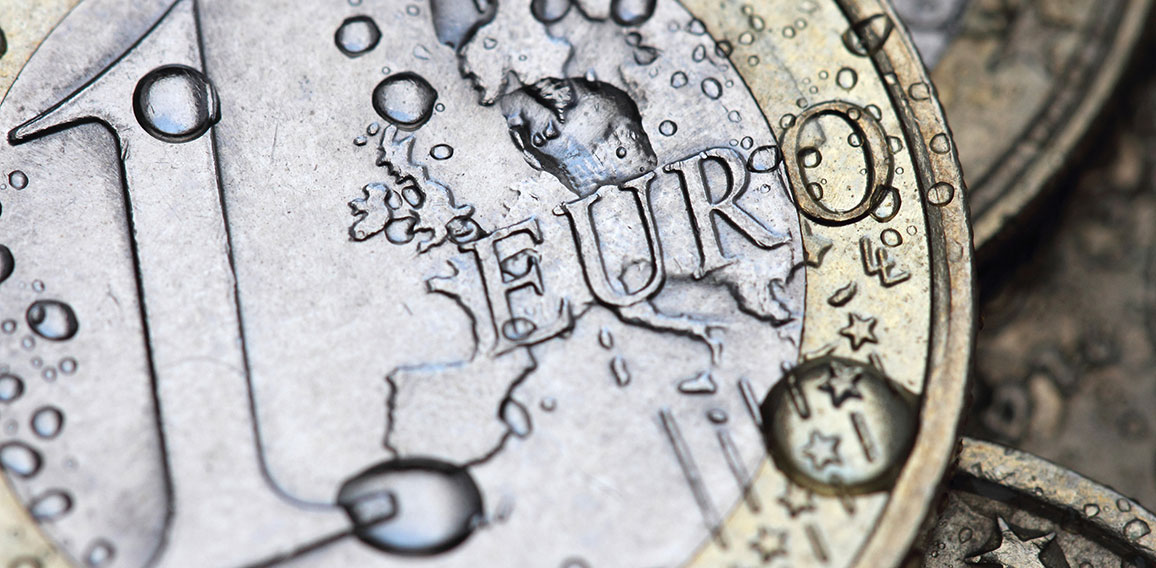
[0,0,974,565]
[934,0,1153,254]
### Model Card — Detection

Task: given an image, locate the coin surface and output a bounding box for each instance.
[918,437,1156,567]
[0,0,972,566]
[892,0,1152,252]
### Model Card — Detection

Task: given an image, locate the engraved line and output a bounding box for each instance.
[716,428,761,513]
[659,408,726,547]
[805,523,830,563]
[850,411,877,463]
[738,378,763,428]
[786,378,810,419]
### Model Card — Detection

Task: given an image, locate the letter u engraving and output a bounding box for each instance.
[560,172,665,307]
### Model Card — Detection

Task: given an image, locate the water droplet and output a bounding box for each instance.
[841,14,893,57]
[540,397,557,411]
[32,407,63,439]
[872,186,900,222]
[727,110,741,123]
[692,45,706,62]
[500,399,532,437]
[739,32,755,45]
[866,104,883,120]
[26,300,78,341]
[30,357,42,369]
[747,145,782,172]
[806,182,823,200]
[779,114,796,129]
[847,132,862,147]
[926,182,954,206]
[7,171,26,190]
[740,136,754,149]
[707,409,728,423]
[338,458,484,555]
[502,318,537,341]
[406,4,421,15]
[0,244,13,284]
[714,40,733,57]
[1119,498,1134,512]
[796,97,808,108]
[21,335,34,350]
[670,71,688,88]
[0,373,23,402]
[30,280,44,292]
[354,135,368,146]
[531,0,572,24]
[750,15,765,30]
[133,66,220,143]
[747,55,760,66]
[598,327,614,349]
[908,82,931,100]
[799,147,822,168]
[615,146,627,159]
[59,358,77,375]
[367,122,381,136]
[678,371,717,394]
[610,0,656,26]
[29,490,72,521]
[335,16,381,57]
[430,144,454,160]
[701,78,722,99]
[687,19,706,35]
[658,120,678,136]
[611,356,630,386]
[42,367,56,382]
[887,136,903,154]
[836,67,858,90]
[881,228,902,247]
[1126,518,1151,541]
[373,73,438,130]
[958,527,972,543]
[1083,503,1100,517]
[930,133,951,154]
[85,540,115,567]
[0,442,41,478]
[782,26,796,38]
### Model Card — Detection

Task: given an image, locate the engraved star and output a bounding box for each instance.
[839,313,878,350]
[801,430,842,471]
[819,360,863,407]
[749,525,788,563]
[966,517,1054,568]
[777,482,815,517]
[801,221,833,268]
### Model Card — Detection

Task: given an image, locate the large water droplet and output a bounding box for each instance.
[338,458,484,555]
[373,73,438,130]
[1126,518,1151,541]
[670,71,688,88]
[31,407,64,439]
[30,490,72,521]
[0,373,23,402]
[836,67,857,90]
[747,145,782,172]
[926,181,954,206]
[841,15,893,57]
[133,65,220,143]
[0,442,41,478]
[335,16,381,57]
[611,0,656,26]
[929,133,951,154]
[701,78,722,99]
[26,300,78,341]
[8,170,27,190]
[799,147,822,168]
[0,244,13,284]
[531,0,572,23]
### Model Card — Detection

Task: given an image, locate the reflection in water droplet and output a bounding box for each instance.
[799,147,822,168]
[85,540,115,567]
[133,66,220,143]
[0,244,12,284]
[373,73,438,130]
[0,374,22,402]
[659,120,678,136]
[430,144,454,160]
[30,490,72,521]
[335,16,381,57]
[31,407,63,439]
[841,14,893,57]
[926,182,954,206]
[611,356,630,386]
[26,300,78,341]
[8,171,27,190]
[836,67,857,90]
[670,71,688,88]
[611,0,656,26]
[700,78,722,99]
[338,458,484,555]
[0,442,41,478]
[929,133,951,154]
[747,145,782,172]
[531,0,572,23]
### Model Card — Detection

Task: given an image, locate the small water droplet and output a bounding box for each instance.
[483,37,498,49]
[26,300,78,341]
[887,136,903,154]
[531,0,572,23]
[747,145,782,172]
[1084,503,1100,517]
[701,78,722,99]
[85,540,115,567]
[1125,518,1151,540]
[687,19,706,35]
[500,399,532,437]
[430,144,454,160]
[782,26,796,38]
[1119,498,1134,512]
[836,67,858,90]
[8,171,27,190]
[540,397,557,411]
[502,318,537,341]
[0,244,13,284]
[872,186,900,222]
[799,147,822,168]
[598,327,614,349]
[881,228,902,247]
[354,135,368,146]
[727,110,741,123]
[841,14,893,57]
[31,407,63,439]
[739,32,755,45]
[59,358,77,375]
[611,356,630,386]
[958,527,972,543]
[367,122,381,136]
[21,335,34,350]
[866,104,882,120]
[806,182,823,200]
[413,45,432,60]
[133,66,220,143]
[714,40,733,57]
[779,114,796,129]
[848,132,862,147]
[610,0,656,26]
[659,120,678,136]
[0,442,41,478]
[692,45,706,62]
[615,146,627,159]
[707,409,728,423]
[335,16,381,57]
[740,136,754,150]
[908,82,931,100]
[670,71,688,88]
[747,55,760,66]
[29,490,72,521]
[42,367,56,382]
[926,182,954,206]
[373,73,438,130]
[405,4,421,15]
[930,133,951,154]
[0,373,23,402]
[750,15,765,30]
